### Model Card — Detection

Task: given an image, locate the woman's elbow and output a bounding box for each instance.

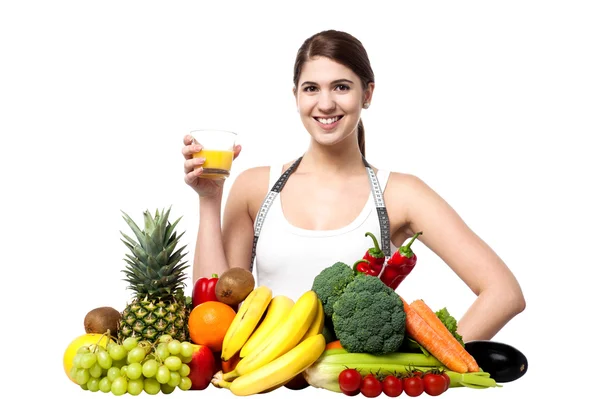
[507,285,526,317]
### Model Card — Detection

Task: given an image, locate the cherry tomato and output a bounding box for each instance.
[341,387,361,396]
[441,372,451,391]
[339,368,362,393]
[361,374,383,398]
[403,376,424,397]
[382,375,403,397]
[422,374,446,396]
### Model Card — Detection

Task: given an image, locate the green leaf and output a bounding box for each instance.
[120,234,138,249]
[143,209,155,234]
[165,215,183,242]
[121,211,147,251]
[436,307,464,347]
[157,207,172,246]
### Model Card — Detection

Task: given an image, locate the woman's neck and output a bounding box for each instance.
[298,141,365,177]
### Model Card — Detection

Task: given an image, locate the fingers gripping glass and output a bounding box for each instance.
[190,129,237,179]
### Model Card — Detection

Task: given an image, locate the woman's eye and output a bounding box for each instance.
[335,84,350,91]
[303,86,318,92]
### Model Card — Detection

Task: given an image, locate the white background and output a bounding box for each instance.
[2,0,599,398]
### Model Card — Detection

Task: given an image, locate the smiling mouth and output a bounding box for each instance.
[314,115,343,125]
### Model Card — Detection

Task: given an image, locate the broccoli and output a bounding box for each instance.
[311,262,356,318]
[332,274,406,354]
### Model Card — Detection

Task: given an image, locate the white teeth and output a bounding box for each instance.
[317,116,341,125]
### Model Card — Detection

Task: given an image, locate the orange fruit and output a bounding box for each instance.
[188,301,237,352]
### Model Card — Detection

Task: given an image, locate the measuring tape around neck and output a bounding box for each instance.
[249,156,391,272]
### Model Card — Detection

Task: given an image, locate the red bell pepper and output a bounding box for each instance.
[353,259,379,276]
[192,273,219,309]
[380,231,423,290]
[362,232,385,275]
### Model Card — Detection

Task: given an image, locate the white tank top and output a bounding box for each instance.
[253,164,398,302]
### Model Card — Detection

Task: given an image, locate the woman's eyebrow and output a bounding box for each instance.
[301,78,355,86]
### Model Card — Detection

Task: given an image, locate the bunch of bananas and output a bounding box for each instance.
[211,286,326,396]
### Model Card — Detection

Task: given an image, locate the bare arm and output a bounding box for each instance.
[394,174,526,341]
[192,193,229,281]
[191,168,263,283]
[221,168,265,273]
[192,172,256,282]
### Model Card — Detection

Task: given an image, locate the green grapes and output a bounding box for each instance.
[164,356,182,371]
[70,334,196,395]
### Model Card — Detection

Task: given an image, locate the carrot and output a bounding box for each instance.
[410,299,479,372]
[325,340,343,350]
[399,296,468,373]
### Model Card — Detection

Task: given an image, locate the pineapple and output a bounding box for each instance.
[117,207,190,343]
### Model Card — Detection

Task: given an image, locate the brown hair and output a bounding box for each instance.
[293,30,374,157]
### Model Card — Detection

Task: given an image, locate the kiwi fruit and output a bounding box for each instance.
[215,267,255,306]
[84,306,121,336]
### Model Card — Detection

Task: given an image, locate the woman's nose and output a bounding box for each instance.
[317,92,336,112]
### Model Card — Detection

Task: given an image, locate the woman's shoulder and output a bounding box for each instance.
[386,170,426,187]
[385,170,434,197]
[232,165,270,192]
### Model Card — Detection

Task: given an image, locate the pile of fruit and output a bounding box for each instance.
[63,207,326,395]
[63,207,503,396]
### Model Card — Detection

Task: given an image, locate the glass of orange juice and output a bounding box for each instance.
[190,129,237,179]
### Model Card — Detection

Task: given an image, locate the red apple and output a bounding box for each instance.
[187,344,216,390]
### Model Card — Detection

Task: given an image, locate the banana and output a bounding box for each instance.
[300,297,324,341]
[223,290,319,381]
[220,285,272,362]
[227,334,326,396]
[239,295,295,358]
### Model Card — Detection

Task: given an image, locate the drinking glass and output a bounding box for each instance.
[190,129,237,179]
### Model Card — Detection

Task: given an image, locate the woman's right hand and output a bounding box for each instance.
[182,134,242,198]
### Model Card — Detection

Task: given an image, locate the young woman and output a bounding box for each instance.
[181,30,525,341]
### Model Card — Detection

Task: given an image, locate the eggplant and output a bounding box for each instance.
[465,340,528,383]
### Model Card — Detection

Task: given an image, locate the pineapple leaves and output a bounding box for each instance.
[121,207,188,296]
[143,209,156,233]
[157,208,172,247]
[120,234,138,249]
[121,211,147,250]
[165,215,183,242]
[168,246,188,264]
[155,249,169,267]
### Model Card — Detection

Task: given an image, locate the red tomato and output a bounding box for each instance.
[422,374,447,396]
[441,372,451,391]
[341,387,361,396]
[382,375,403,397]
[339,369,362,393]
[403,376,424,397]
[361,374,383,398]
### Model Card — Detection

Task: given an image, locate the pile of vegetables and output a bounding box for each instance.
[307,231,502,395]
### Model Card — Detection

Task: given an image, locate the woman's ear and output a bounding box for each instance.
[292,86,299,112]
[364,82,375,106]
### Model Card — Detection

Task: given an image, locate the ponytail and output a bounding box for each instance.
[357,119,366,157]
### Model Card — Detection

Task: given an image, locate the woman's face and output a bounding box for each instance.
[295,56,373,149]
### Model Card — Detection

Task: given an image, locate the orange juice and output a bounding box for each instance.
[193,149,234,179]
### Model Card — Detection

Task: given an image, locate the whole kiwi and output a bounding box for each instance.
[84,306,121,336]
[215,267,255,306]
